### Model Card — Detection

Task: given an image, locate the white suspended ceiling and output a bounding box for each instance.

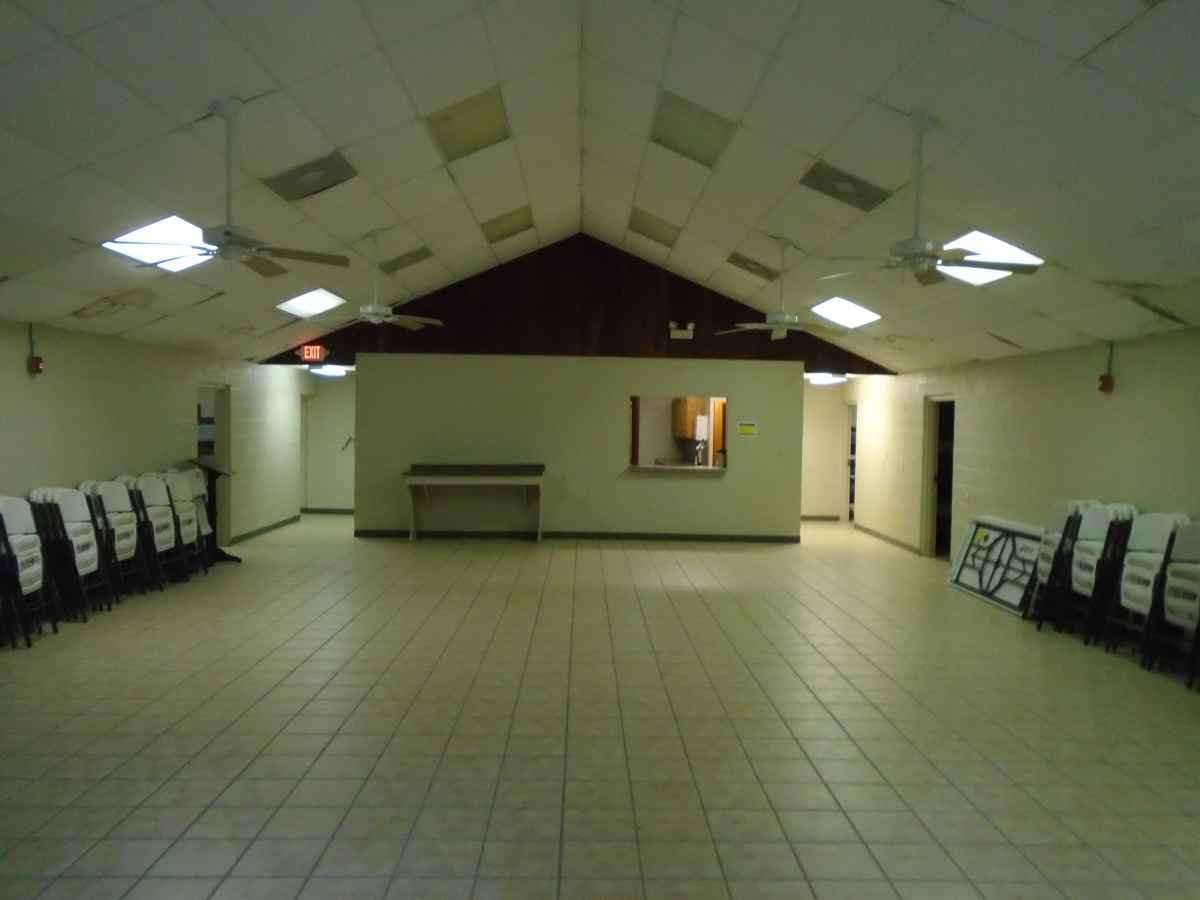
[0,0,1197,372]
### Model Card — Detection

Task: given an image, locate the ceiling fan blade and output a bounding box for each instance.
[241,254,288,278]
[394,315,444,328]
[940,259,1041,275]
[914,267,946,287]
[770,328,787,341]
[715,327,751,336]
[258,247,351,268]
[388,318,426,331]
[935,247,972,262]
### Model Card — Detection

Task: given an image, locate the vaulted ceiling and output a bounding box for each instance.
[1,0,1197,373]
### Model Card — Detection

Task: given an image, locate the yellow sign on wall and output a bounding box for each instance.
[736,422,758,436]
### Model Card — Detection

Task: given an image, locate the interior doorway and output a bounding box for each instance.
[933,400,956,557]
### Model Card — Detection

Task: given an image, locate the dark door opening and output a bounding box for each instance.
[934,400,955,557]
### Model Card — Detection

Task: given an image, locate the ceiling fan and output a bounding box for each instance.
[815,112,1043,287]
[354,229,444,331]
[717,236,832,341]
[103,97,351,278]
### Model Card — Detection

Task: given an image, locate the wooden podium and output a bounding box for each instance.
[190,456,241,564]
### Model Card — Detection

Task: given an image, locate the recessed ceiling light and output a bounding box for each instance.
[938,230,1044,286]
[103,215,215,272]
[481,205,534,244]
[427,87,511,163]
[310,364,353,378]
[811,296,881,329]
[277,288,347,318]
[805,372,847,386]
[800,161,891,213]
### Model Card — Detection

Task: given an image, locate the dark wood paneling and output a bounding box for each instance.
[263,234,892,374]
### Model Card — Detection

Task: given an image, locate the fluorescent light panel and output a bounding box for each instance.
[310,364,353,377]
[938,230,1044,286]
[277,288,347,318]
[805,372,847,386]
[811,296,881,329]
[103,215,215,272]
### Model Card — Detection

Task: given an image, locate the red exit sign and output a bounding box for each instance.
[296,344,329,363]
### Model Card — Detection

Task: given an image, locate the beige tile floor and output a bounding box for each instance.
[3,517,1200,900]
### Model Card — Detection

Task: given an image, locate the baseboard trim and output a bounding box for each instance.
[354,528,799,544]
[301,507,354,515]
[801,515,841,522]
[229,515,301,545]
[853,522,924,556]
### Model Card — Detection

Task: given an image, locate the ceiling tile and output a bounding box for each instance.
[207,0,376,84]
[584,0,674,81]
[582,116,645,174]
[411,196,483,251]
[225,182,308,237]
[663,16,769,120]
[679,0,801,51]
[0,45,171,163]
[25,247,160,296]
[440,238,497,278]
[351,222,426,265]
[0,218,83,282]
[822,102,961,193]
[290,52,417,147]
[882,10,1069,134]
[516,114,581,191]
[385,11,498,115]
[699,127,809,226]
[76,0,277,126]
[297,177,398,243]
[778,0,949,100]
[397,255,455,296]
[360,0,476,37]
[582,60,659,135]
[484,0,582,79]
[743,64,867,158]
[634,143,710,225]
[343,120,444,190]
[759,184,864,252]
[502,55,581,134]
[0,169,164,244]
[583,159,636,212]
[384,168,463,221]
[1050,297,1164,342]
[963,0,1143,59]
[625,230,670,264]
[0,1,53,64]
[986,313,1092,354]
[493,227,539,262]
[707,262,764,301]
[191,92,334,180]
[682,201,750,255]
[89,131,252,227]
[449,140,527,221]
[0,277,87,322]
[1086,0,1200,115]
[0,129,73,200]
[15,0,157,35]
[667,232,727,281]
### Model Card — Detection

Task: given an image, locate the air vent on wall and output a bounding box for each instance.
[427,87,511,163]
[650,91,736,169]
[628,208,681,248]
[481,206,534,244]
[726,252,779,282]
[799,161,892,213]
[263,151,358,202]
[380,245,434,274]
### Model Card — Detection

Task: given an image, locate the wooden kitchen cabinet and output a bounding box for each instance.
[671,396,706,438]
